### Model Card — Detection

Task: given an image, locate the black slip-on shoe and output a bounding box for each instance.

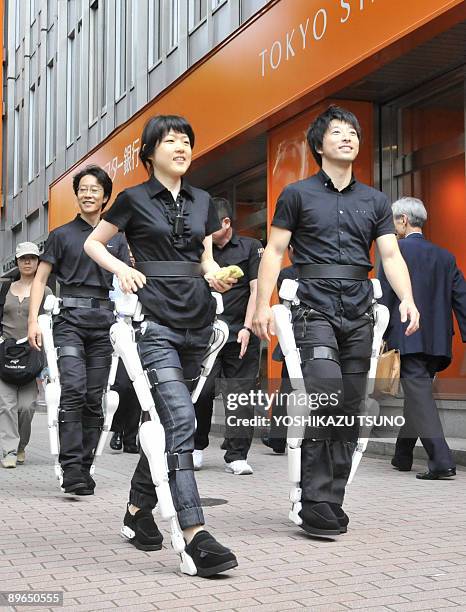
[329,503,349,534]
[261,436,286,454]
[416,468,456,480]
[121,506,163,551]
[391,457,412,472]
[110,432,123,450]
[74,471,95,496]
[185,531,238,578]
[299,502,341,539]
[61,468,88,494]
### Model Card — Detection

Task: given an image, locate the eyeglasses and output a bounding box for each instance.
[77,186,103,196]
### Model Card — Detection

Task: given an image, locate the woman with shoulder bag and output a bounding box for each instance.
[0,242,52,468]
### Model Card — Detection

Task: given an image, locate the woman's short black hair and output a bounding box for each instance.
[139,115,195,174]
[306,105,362,167]
[72,164,113,208]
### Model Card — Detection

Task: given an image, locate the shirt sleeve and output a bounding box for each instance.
[375,194,395,238]
[115,232,132,266]
[103,191,133,231]
[40,229,62,268]
[272,186,301,232]
[205,197,222,236]
[248,239,263,281]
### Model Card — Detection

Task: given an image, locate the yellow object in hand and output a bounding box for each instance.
[214,265,244,281]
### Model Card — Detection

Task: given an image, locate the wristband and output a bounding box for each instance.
[242,326,252,334]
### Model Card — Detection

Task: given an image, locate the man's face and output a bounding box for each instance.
[76,174,108,215]
[150,130,192,178]
[319,120,359,165]
[394,214,407,238]
[17,254,39,275]
[212,218,231,245]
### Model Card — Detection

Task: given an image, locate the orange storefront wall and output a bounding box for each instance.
[267,100,374,380]
[401,108,465,387]
[48,0,465,226]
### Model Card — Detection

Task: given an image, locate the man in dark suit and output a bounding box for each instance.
[379,197,466,480]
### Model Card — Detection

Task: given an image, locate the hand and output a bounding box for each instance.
[116,264,146,294]
[28,320,42,351]
[204,273,237,293]
[252,304,275,341]
[237,328,251,359]
[399,298,420,336]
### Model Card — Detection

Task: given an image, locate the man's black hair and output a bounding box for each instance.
[72,164,113,208]
[306,105,362,167]
[139,115,195,174]
[212,197,233,222]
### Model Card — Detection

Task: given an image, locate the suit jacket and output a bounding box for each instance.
[378,233,466,370]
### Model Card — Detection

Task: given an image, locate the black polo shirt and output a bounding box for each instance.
[213,233,263,340]
[103,175,221,329]
[41,214,130,328]
[272,170,395,319]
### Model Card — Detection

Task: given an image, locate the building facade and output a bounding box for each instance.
[1,0,269,271]
[1,0,465,388]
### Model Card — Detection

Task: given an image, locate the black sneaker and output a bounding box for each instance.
[329,503,349,534]
[74,471,96,496]
[298,502,341,539]
[185,531,238,578]
[61,467,88,494]
[121,506,163,551]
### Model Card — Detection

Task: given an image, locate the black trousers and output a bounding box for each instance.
[53,319,112,471]
[294,308,373,505]
[111,361,141,446]
[194,337,260,462]
[394,353,455,472]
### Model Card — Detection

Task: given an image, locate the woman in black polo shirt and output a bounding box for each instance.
[84,115,238,577]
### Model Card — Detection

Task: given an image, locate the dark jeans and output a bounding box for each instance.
[194,337,260,462]
[130,319,212,530]
[53,320,112,470]
[293,308,372,505]
[394,353,455,472]
[111,361,141,446]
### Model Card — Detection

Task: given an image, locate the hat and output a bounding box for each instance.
[16,242,40,258]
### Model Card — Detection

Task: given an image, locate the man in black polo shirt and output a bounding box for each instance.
[28,165,129,495]
[253,105,420,538]
[193,197,262,475]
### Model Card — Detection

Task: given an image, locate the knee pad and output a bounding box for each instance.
[86,355,112,370]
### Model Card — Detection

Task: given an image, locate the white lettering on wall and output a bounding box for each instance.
[258,0,377,77]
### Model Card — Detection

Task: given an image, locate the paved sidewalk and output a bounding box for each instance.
[1,414,466,612]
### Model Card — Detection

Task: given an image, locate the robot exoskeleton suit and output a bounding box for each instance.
[273,272,389,536]
[109,287,228,575]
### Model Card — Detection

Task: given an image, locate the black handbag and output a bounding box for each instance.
[0,281,44,386]
[0,337,44,386]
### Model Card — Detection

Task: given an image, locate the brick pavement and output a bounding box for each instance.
[1,413,465,612]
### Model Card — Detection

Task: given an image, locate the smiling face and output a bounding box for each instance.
[318,119,360,166]
[76,174,108,215]
[149,130,192,180]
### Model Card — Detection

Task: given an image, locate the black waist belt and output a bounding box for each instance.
[296,264,369,281]
[61,297,114,310]
[135,261,203,277]
[61,285,110,299]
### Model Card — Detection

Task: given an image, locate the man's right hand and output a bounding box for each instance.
[252,304,275,341]
[28,320,42,351]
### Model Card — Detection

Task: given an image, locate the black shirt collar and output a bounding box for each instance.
[214,231,239,250]
[145,174,194,200]
[75,214,99,231]
[318,169,356,193]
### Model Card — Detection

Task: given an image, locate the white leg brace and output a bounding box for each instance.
[38,295,63,483]
[347,279,390,483]
[271,278,389,525]
[110,292,228,576]
[91,351,120,474]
